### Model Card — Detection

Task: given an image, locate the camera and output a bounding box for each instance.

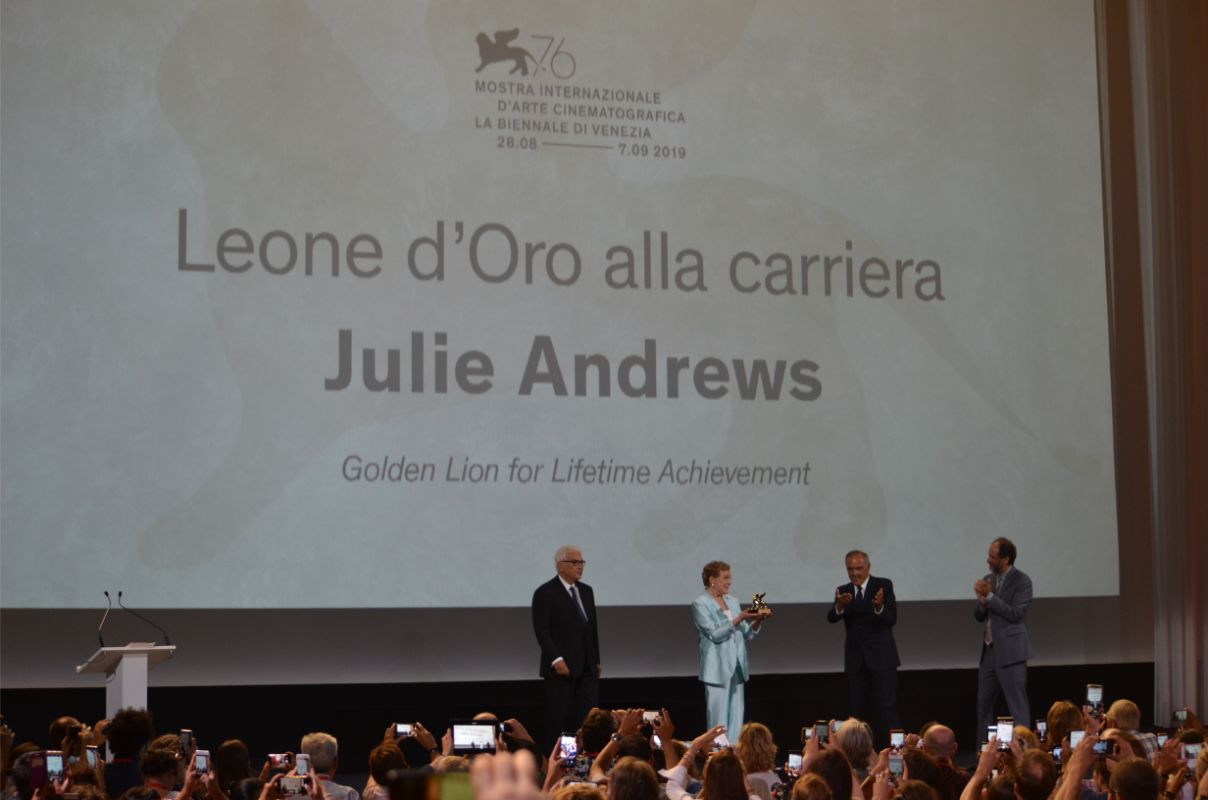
[996,718,1013,750]
[888,754,903,782]
[46,752,65,783]
[451,721,498,756]
[558,734,578,761]
[280,776,310,795]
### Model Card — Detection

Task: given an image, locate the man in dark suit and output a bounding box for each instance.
[532,545,601,749]
[826,549,901,741]
[974,536,1032,735]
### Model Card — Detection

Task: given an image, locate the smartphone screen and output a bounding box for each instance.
[1036,721,1048,737]
[1092,740,1111,756]
[996,719,1014,745]
[559,735,578,760]
[194,751,210,774]
[1086,684,1103,705]
[46,753,65,782]
[1175,709,1188,722]
[653,734,662,748]
[890,730,905,750]
[452,723,497,753]
[1185,743,1204,766]
[269,754,291,770]
[293,754,309,775]
[85,747,99,769]
[713,732,731,750]
[1070,730,1086,747]
[642,711,659,724]
[1157,734,1169,747]
[801,726,813,743]
[1051,746,1062,765]
[395,723,414,737]
[815,723,828,744]
[787,753,802,772]
[888,754,903,778]
[830,720,841,733]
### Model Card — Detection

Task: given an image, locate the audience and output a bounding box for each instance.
[3,696,1200,800]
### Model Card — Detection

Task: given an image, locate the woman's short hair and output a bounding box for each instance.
[791,774,833,800]
[1044,701,1083,750]
[1012,726,1040,752]
[832,720,874,773]
[555,783,606,800]
[702,561,731,587]
[737,723,778,774]
[608,756,659,800]
[804,750,852,800]
[700,750,748,800]
[368,742,408,785]
[897,780,941,800]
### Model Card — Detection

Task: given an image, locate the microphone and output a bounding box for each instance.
[98,590,113,647]
[117,591,172,647]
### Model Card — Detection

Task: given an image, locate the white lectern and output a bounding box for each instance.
[77,643,176,721]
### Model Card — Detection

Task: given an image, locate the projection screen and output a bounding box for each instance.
[1,0,1117,610]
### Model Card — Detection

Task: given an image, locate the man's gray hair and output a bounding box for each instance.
[555,545,581,563]
[844,550,869,563]
[300,732,338,772]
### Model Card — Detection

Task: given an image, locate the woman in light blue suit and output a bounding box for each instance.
[693,560,771,733]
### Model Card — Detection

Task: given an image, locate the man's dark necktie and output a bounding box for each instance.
[570,585,588,624]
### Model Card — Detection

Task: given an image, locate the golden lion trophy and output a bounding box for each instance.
[749,592,773,615]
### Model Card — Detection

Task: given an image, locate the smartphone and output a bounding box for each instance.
[1175,709,1189,723]
[194,750,210,775]
[787,753,803,773]
[996,717,1014,750]
[1185,743,1204,766]
[1157,734,1169,748]
[801,725,813,743]
[395,723,414,737]
[642,711,660,725]
[268,754,292,770]
[451,721,498,755]
[1086,684,1104,711]
[653,734,662,748]
[815,721,829,744]
[180,729,194,757]
[46,752,65,783]
[558,734,578,761]
[890,729,905,750]
[1092,740,1111,756]
[1036,720,1048,737]
[888,753,903,780]
[294,754,310,775]
[713,732,732,750]
[1069,730,1086,747]
[830,720,841,733]
[1051,746,1062,766]
[280,776,309,795]
[85,746,99,769]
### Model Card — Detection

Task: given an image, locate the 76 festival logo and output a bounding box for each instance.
[473,28,576,79]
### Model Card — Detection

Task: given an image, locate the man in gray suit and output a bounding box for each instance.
[974,537,1032,736]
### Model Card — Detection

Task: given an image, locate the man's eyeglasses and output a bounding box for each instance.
[560,559,587,566]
